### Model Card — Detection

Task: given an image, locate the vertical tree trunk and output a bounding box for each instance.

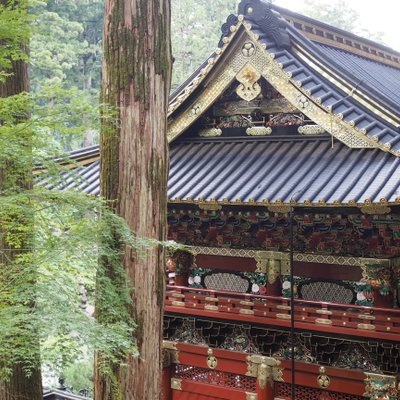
[95,1,171,399]
[0,48,43,400]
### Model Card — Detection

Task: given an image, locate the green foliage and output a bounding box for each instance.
[62,361,93,396]
[31,0,103,92]
[0,0,31,81]
[29,0,103,150]
[0,188,140,381]
[170,0,238,91]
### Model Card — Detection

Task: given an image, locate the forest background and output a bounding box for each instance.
[20,0,391,394]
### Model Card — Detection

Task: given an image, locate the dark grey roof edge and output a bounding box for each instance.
[285,22,400,115]
[271,3,400,58]
[43,389,90,400]
[169,51,217,103]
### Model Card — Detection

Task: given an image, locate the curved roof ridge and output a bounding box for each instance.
[271,3,400,65]
[285,22,400,121]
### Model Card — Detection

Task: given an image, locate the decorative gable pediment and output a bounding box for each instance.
[167,4,400,156]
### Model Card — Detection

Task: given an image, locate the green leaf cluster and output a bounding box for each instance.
[0,0,31,82]
[171,0,238,91]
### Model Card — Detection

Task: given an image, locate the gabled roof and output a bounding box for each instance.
[168,0,400,155]
[47,1,400,208]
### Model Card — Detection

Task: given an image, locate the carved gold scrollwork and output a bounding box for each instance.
[246,393,258,400]
[246,126,272,136]
[198,203,222,211]
[268,259,281,285]
[199,128,222,137]
[267,205,292,214]
[236,63,261,102]
[360,205,391,215]
[298,125,326,135]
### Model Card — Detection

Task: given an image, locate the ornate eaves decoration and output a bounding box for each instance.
[166,16,400,159]
[198,128,222,138]
[361,204,391,215]
[169,197,400,208]
[190,246,390,276]
[246,126,272,136]
[298,125,326,135]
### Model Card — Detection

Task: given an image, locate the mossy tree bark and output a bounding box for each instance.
[95,1,171,399]
[0,42,43,400]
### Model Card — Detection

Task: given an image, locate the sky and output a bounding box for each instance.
[274,0,400,52]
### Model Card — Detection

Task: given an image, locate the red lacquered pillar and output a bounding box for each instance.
[162,364,173,400]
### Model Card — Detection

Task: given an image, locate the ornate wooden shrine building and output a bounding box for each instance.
[60,1,400,399]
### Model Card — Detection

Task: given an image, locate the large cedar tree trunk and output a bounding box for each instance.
[95,0,172,399]
[0,53,43,400]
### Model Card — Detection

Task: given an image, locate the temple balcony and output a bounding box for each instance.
[162,340,399,400]
[165,285,400,342]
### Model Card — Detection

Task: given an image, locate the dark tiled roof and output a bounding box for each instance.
[55,140,400,206]
[39,159,100,196]
[43,389,90,400]
[315,43,400,106]
[168,138,400,205]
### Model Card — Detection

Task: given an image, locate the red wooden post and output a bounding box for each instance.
[256,380,274,400]
[266,279,282,297]
[373,289,393,308]
[162,363,173,400]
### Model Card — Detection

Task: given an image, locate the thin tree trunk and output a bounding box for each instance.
[0,54,43,400]
[95,1,171,399]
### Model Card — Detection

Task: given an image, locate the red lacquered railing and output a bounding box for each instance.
[165,285,400,341]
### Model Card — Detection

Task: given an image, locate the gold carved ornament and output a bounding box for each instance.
[236,63,262,102]
[170,378,182,391]
[246,354,283,388]
[255,251,289,284]
[317,366,331,389]
[162,341,180,366]
[206,348,218,369]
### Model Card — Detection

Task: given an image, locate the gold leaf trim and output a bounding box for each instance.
[315,318,332,325]
[240,308,255,315]
[276,313,291,320]
[171,301,185,307]
[171,378,182,391]
[358,323,375,330]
